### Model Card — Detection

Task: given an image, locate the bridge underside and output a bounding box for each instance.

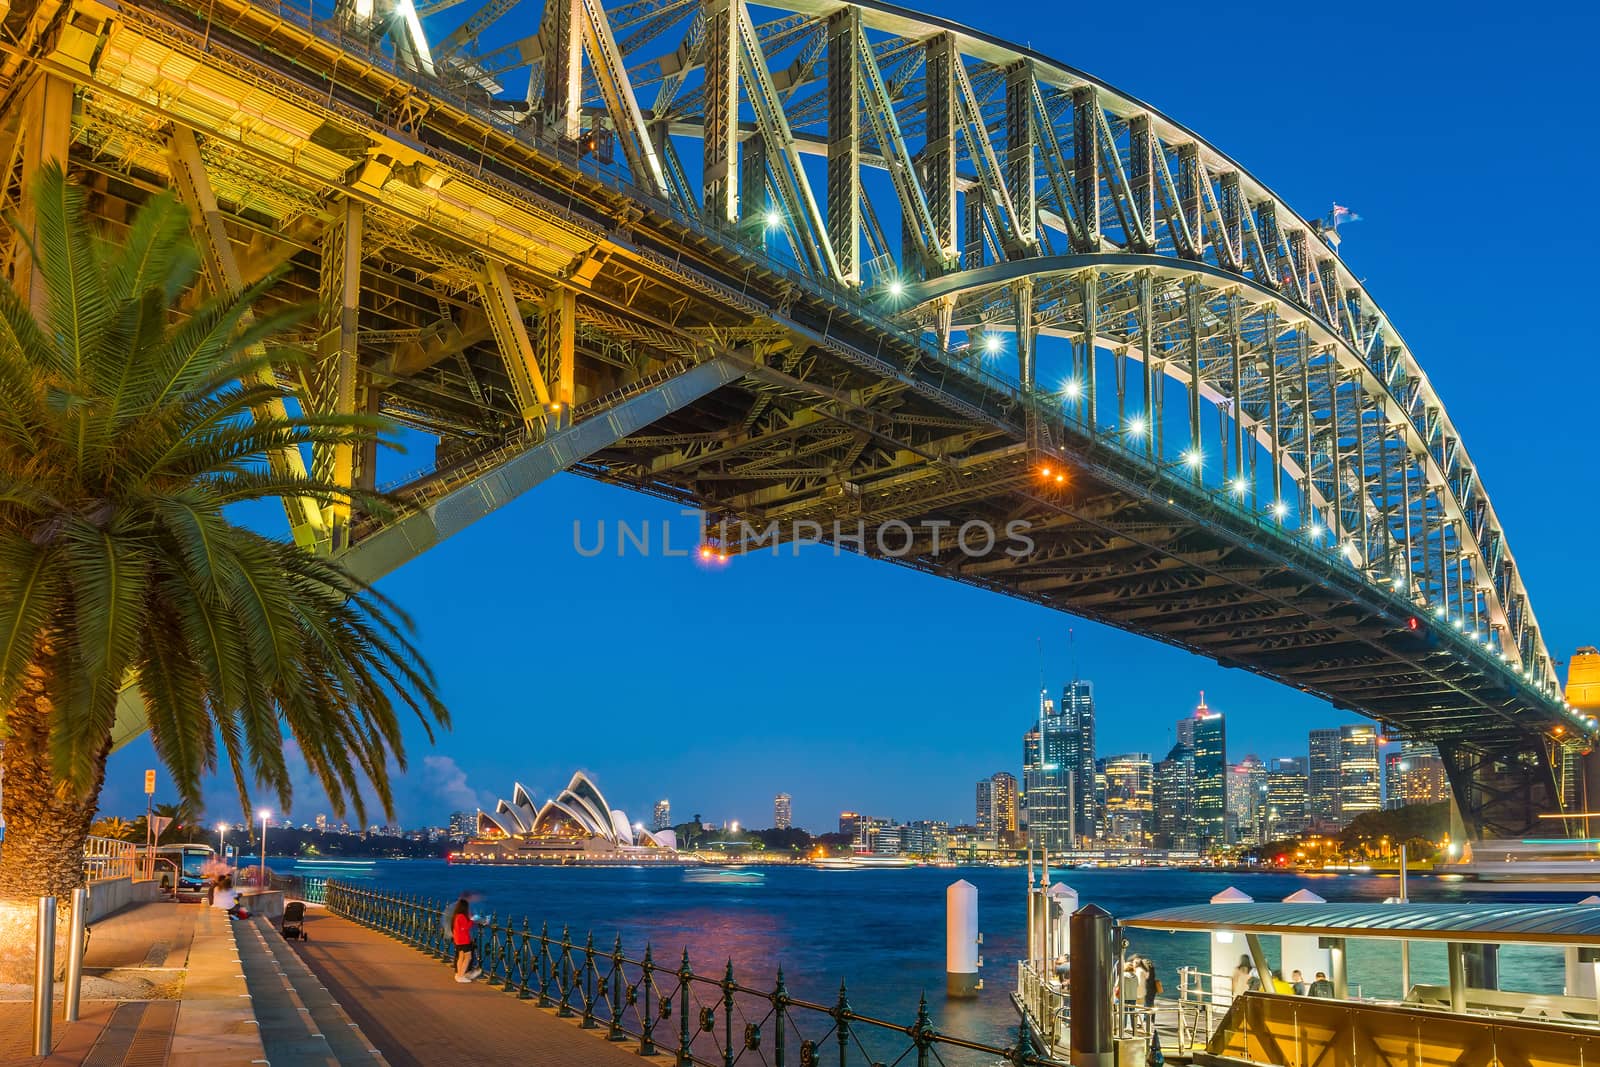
[29,0,1574,838]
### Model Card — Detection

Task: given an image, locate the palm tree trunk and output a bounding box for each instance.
[0,657,109,983]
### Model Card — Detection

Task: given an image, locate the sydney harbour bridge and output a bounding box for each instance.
[10,0,1585,837]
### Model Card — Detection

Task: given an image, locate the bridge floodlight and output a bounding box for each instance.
[1128,415,1147,436]
[1062,379,1082,400]
[1308,522,1324,538]
[1272,500,1288,520]
[885,278,906,298]
[1230,477,1247,495]
[763,209,782,230]
[983,334,1003,354]
[1183,449,1202,468]
[1453,617,1465,630]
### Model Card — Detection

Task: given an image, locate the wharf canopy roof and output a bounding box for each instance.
[476,772,674,849]
[1124,902,1600,947]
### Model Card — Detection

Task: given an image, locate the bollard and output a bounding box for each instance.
[945,880,980,997]
[65,887,88,1022]
[1068,903,1116,1067]
[34,896,56,1056]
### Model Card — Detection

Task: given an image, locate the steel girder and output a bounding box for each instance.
[43,0,1584,828]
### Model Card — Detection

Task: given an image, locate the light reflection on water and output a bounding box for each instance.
[274,858,1583,1048]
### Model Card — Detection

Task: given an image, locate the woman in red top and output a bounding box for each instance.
[450,897,482,983]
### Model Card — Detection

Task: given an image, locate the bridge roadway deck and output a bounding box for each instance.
[287,908,647,1066]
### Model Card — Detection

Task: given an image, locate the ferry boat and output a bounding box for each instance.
[1014,890,1600,1066]
[812,854,915,870]
[1446,838,1600,894]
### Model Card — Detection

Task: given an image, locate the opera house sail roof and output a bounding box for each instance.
[468,772,678,861]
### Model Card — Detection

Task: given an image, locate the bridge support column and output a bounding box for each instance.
[167,126,325,549]
[4,71,71,317]
[1438,739,1564,840]
[315,198,364,550]
[477,259,552,427]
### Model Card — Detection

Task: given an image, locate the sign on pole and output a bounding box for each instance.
[143,770,156,795]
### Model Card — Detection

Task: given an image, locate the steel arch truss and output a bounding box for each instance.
[31,0,1584,820]
[372,0,1559,696]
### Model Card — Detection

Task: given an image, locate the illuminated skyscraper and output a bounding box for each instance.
[977,771,1018,842]
[1024,695,1074,852]
[1226,754,1268,845]
[1308,729,1342,828]
[774,793,792,830]
[1191,695,1227,851]
[654,799,671,832]
[1385,741,1448,808]
[1060,681,1098,841]
[1265,757,1308,839]
[1102,753,1153,846]
[1153,742,1195,850]
[1339,724,1382,821]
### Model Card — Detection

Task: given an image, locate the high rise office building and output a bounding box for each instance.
[653,799,671,832]
[1024,695,1075,852]
[1102,753,1153,846]
[839,811,865,839]
[774,793,792,830]
[1265,757,1308,840]
[1385,741,1448,808]
[976,778,994,836]
[1061,680,1098,842]
[1153,742,1196,850]
[992,771,1017,844]
[1176,717,1195,749]
[1308,728,1342,828]
[1191,695,1227,851]
[1339,724,1383,823]
[1226,754,1268,846]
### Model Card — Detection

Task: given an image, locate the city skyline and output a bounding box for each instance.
[89,0,1600,834]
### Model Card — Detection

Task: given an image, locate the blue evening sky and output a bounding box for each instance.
[102,0,1600,833]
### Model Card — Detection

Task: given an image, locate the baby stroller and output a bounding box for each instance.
[281,900,309,941]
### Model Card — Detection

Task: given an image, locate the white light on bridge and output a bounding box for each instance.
[1230,477,1247,495]
[1308,522,1324,538]
[764,209,782,229]
[1183,450,1202,468]
[984,334,1003,354]
[1128,416,1147,436]
[1062,379,1083,400]
[1272,500,1288,519]
[886,279,906,297]
[1453,617,1465,630]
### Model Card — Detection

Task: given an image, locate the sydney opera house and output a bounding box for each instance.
[458,772,680,864]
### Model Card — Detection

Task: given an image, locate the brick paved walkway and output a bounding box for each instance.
[290,909,647,1067]
[0,903,263,1066]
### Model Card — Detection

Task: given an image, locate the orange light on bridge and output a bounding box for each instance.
[1039,465,1052,478]
[1555,725,1567,736]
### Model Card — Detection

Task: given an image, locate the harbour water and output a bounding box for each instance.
[273,859,1581,1048]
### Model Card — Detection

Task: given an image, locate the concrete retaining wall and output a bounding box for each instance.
[237,889,285,927]
[85,876,161,922]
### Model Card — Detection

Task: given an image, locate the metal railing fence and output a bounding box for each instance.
[327,881,1066,1066]
[82,836,141,884]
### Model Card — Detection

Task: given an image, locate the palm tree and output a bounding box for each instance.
[0,165,448,977]
[88,816,135,841]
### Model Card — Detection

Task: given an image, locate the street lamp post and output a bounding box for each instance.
[217,822,229,862]
[257,810,270,888]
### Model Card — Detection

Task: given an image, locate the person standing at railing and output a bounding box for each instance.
[449,896,483,983]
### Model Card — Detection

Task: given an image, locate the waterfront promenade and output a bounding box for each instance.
[0,902,262,1065]
[287,909,646,1066]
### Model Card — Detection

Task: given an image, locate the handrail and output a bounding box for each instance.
[82,836,142,884]
[327,880,1067,1065]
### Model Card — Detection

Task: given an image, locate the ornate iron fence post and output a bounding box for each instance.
[913,993,934,1067]
[538,921,554,1008]
[678,949,694,1065]
[723,959,736,1067]
[773,968,787,1067]
[834,981,850,1067]
[581,932,598,1029]
[558,925,575,1017]
[609,935,626,1042]
[516,918,533,998]
[639,943,657,1056]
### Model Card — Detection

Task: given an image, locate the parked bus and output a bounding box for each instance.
[154,843,217,902]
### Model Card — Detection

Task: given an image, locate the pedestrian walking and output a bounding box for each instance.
[450,896,483,983]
